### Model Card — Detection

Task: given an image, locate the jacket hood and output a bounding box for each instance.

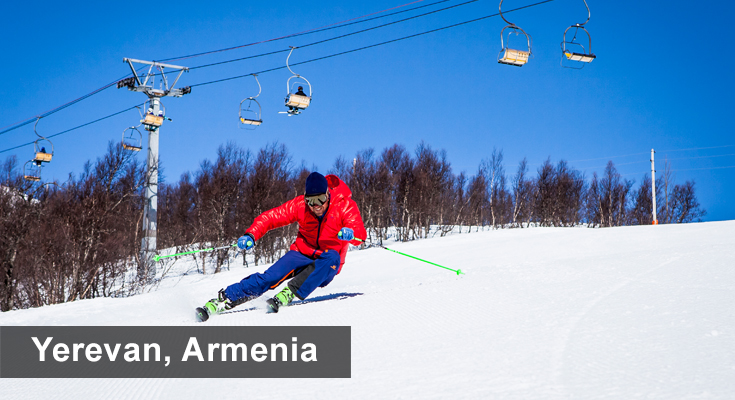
[326,174,352,202]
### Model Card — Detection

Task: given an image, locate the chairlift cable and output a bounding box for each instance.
[621,165,735,177]
[670,165,735,172]
[658,144,735,153]
[0,0,451,136]
[161,0,452,63]
[2,0,527,135]
[185,0,481,72]
[191,0,555,88]
[663,153,735,161]
[528,146,735,168]
[0,104,145,155]
[0,66,150,136]
[0,81,117,134]
[0,0,556,154]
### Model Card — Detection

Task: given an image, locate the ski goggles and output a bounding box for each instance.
[305,193,328,207]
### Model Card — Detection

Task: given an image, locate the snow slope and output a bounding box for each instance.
[2,221,734,399]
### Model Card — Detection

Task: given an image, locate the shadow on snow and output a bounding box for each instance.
[222,292,364,315]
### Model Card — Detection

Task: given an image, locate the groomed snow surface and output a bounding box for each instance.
[2,221,734,399]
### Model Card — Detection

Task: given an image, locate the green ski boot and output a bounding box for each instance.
[196,290,231,322]
[266,286,295,313]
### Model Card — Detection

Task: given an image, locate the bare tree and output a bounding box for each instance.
[382,144,413,241]
[511,158,533,228]
[409,143,453,238]
[347,149,392,243]
[630,174,653,225]
[2,140,713,311]
[466,167,487,231]
[658,158,674,224]
[553,161,586,226]
[533,159,556,226]
[482,148,506,229]
[244,143,295,266]
[192,142,251,273]
[670,181,706,223]
[448,171,469,234]
[0,156,39,310]
[595,161,633,227]
[158,172,198,249]
[5,142,147,308]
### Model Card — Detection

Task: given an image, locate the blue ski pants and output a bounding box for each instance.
[224,250,342,303]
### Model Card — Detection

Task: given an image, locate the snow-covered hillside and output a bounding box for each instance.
[2,221,734,399]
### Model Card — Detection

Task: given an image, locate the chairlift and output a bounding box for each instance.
[141,100,167,131]
[23,159,42,182]
[279,47,312,116]
[239,74,263,128]
[561,0,596,68]
[498,0,532,67]
[122,125,143,151]
[32,117,53,164]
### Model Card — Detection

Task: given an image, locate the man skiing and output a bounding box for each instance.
[197,172,367,321]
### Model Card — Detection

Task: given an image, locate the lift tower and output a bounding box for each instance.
[118,58,190,281]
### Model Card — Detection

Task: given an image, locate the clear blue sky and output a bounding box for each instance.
[1,0,733,220]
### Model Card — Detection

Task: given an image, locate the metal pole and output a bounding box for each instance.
[651,148,657,225]
[120,57,188,281]
[140,97,161,281]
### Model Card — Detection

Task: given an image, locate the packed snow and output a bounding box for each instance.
[2,221,734,399]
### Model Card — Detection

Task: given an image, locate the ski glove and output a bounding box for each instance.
[337,227,354,241]
[237,234,255,250]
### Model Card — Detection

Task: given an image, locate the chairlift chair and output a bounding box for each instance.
[32,117,54,163]
[239,74,263,128]
[142,113,164,130]
[498,0,532,67]
[239,100,263,127]
[561,0,596,68]
[122,125,143,151]
[141,101,166,131]
[280,47,312,116]
[23,159,42,182]
[33,139,53,163]
[284,81,312,115]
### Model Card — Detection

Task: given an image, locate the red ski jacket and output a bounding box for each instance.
[245,175,367,272]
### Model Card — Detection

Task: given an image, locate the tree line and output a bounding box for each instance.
[0,141,705,310]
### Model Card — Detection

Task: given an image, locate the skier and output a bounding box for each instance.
[288,86,308,113]
[197,172,367,321]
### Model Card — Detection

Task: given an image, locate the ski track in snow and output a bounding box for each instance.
[1,221,735,399]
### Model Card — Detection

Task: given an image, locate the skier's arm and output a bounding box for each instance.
[340,199,367,246]
[245,197,301,241]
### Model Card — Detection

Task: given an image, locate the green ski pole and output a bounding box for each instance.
[354,238,464,275]
[154,244,238,262]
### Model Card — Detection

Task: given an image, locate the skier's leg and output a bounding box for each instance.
[223,250,314,303]
[289,249,342,300]
[286,263,315,298]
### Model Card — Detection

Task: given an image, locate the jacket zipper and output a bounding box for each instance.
[314,203,330,251]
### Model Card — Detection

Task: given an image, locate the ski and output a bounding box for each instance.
[195,292,363,321]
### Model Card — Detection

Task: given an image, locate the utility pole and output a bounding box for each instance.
[118,58,190,281]
[651,148,657,225]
